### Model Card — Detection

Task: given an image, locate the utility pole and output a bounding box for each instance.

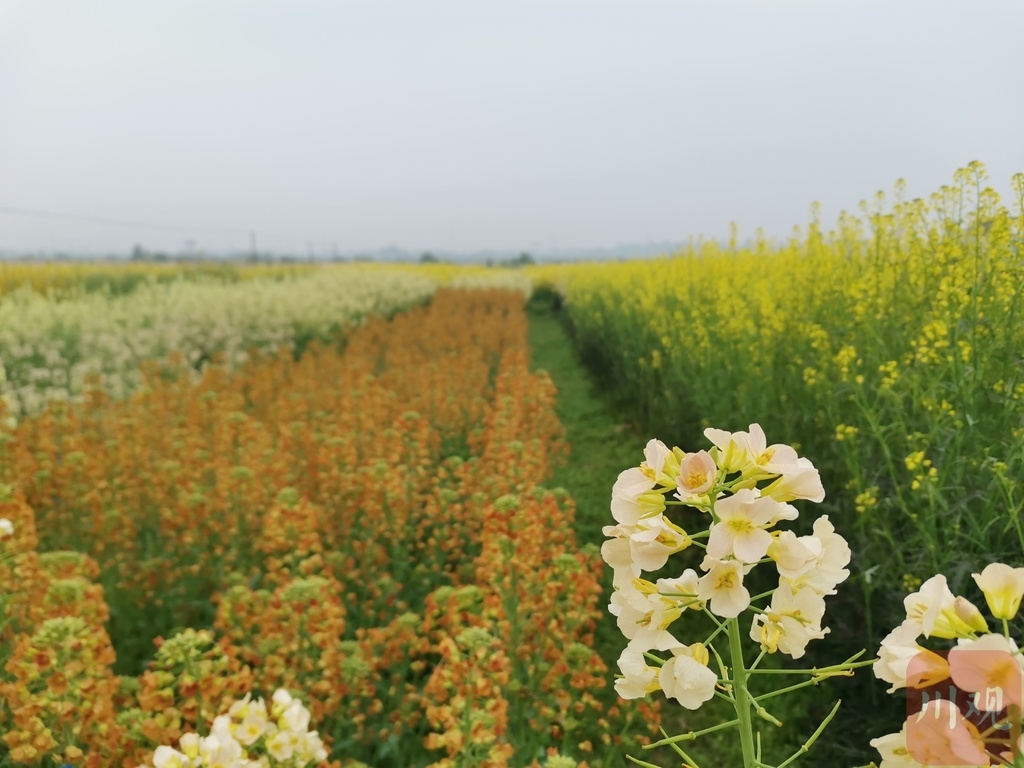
[249,230,257,259]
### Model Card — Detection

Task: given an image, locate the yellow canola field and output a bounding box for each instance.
[529,163,1024,629]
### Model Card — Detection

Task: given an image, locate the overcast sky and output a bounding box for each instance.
[1,1,1022,257]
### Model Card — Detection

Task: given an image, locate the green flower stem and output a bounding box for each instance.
[701,606,727,631]
[645,718,742,747]
[753,677,830,703]
[727,617,758,766]
[713,690,737,705]
[773,699,842,768]
[707,638,729,679]
[743,685,783,726]
[746,650,873,675]
[626,755,666,768]
[702,620,729,646]
[663,738,703,768]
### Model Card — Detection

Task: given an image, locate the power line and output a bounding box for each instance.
[0,205,310,245]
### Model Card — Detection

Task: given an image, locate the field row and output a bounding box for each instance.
[0,265,529,419]
[0,289,648,767]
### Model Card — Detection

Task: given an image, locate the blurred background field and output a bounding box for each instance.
[3,3,1024,764]
[1,163,1023,765]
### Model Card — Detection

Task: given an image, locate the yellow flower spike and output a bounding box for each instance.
[973,562,1024,621]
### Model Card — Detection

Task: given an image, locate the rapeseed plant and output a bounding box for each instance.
[604,425,870,767]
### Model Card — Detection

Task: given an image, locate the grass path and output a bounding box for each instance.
[526,295,802,768]
[526,297,646,545]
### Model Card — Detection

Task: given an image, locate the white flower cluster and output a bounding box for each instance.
[148,689,328,768]
[871,564,1024,767]
[602,424,850,709]
[0,266,436,419]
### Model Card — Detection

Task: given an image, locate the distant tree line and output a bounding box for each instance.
[419,251,535,268]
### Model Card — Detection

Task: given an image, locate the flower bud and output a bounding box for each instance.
[973,562,1024,621]
[953,596,989,634]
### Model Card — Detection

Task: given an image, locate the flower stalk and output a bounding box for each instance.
[603,424,868,767]
[728,617,758,765]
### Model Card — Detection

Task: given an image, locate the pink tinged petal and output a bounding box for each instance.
[677,450,716,495]
[614,466,655,496]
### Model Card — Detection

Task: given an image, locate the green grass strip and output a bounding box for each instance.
[526,296,646,546]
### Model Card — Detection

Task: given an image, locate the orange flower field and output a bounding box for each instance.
[0,288,659,767]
